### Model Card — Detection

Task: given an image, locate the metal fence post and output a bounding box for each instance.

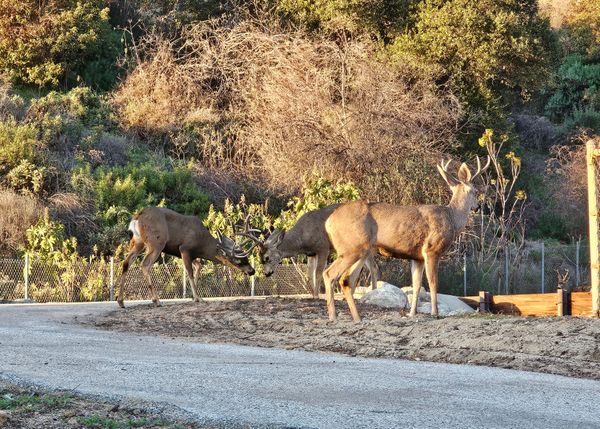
[182,264,187,298]
[109,257,115,301]
[504,246,509,295]
[250,276,255,297]
[575,238,580,288]
[463,253,467,296]
[24,253,29,301]
[541,241,545,294]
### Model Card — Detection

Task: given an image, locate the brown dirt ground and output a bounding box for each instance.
[92,297,600,380]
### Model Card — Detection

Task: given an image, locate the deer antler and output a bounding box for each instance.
[471,155,491,181]
[556,268,570,288]
[235,214,264,246]
[437,158,460,186]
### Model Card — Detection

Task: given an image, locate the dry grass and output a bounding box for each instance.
[48,192,98,251]
[114,12,462,204]
[0,189,42,256]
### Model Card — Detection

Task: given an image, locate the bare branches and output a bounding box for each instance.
[114,14,462,204]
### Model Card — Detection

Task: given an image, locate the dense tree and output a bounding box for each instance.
[275,0,418,39]
[0,0,121,89]
[560,0,600,61]
[390,0,557,127]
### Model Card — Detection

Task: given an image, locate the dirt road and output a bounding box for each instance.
[1,301,600,429]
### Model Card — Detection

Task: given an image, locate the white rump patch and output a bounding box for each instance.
[128,219,141,239]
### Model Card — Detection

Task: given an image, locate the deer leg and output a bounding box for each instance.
[116,240,144,308]
[323,254,364,322]
[364,254,379,291]
[141,248,162,306]
[181,249,202,303]
[424,254,440,317]
[313,252,328,298]
[409,260,425,317]
[347,258,365,293]
[307,256,318,299]
[322,261,338,321]
[342,258,366,322]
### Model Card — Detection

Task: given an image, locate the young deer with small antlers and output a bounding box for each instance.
[239,205,379,298]
[116,207,256,308]
[323,157,490,321]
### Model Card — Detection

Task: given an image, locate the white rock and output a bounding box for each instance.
[436,293,475,315]
[401,286,431,306]
[360,282,408,309]
[416,293,475,315]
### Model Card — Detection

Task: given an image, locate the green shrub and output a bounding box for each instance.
[0,120,41,174]
[275,0,417,38]
[544,54,600,132]
[0,0,121,89]
[274,174,360,230]
[5,160,46,196]
[390,0,557,127]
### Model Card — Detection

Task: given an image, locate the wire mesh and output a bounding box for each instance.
[0,259,25,302]
[0,240,593,303]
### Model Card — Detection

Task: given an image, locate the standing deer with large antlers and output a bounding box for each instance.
[239,205,379,298]
[323,157,490,321]
[116,207,256,308]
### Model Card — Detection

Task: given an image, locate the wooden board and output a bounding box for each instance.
[571,291,593,316]
[459,296,479,309]
[490,293,557,316]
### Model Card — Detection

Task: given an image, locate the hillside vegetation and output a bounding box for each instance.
[0,0,597,264]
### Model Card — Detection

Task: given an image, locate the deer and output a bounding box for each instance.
[238,205,379,299]
[323,157,490,322]
[115,206,256,308]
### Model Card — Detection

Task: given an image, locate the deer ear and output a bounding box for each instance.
[457,163,472,183]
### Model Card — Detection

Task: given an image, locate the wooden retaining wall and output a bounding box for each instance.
[460,290,593,317]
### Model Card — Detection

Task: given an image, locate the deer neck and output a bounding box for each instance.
[277,228,306,257]
[447,192,472,234]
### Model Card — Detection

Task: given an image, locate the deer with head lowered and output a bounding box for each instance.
[323,157,490,322]
[239,205,379,298]
[116,206,256,308]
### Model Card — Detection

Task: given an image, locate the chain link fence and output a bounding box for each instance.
[0,239,592,303]
[0,256,310,303]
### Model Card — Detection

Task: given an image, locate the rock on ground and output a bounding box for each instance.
[360,282,408,308]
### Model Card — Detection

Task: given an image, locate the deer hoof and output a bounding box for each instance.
[117,300,125,309]
[153,300,162,307]
[193,298,201,303]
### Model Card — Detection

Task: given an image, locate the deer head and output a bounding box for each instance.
[236,216,285,277]
[215,230,256,275]
[437,156,490,215]
[258,230,286,276]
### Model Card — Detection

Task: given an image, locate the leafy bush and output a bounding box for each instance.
[69,158,211,254]
[275,0,417,38]
[0,120,42,174]
[0,0,122,89]
[6,159,46,196]
[0,79,26,121]
[90,164,210,216]
[25,210,108,301]
[544,54,600,132]
[560,0,600,61]
[390,0,557,126]
[274,175,360,230]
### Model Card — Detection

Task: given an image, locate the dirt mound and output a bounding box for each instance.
[93,297,600,380]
